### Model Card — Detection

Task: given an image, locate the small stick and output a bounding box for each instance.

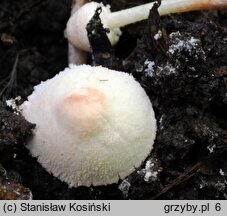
[152,162,201,199]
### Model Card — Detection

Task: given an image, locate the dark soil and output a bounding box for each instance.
[0,0,227,199]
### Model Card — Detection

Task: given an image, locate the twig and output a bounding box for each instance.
[152,135,227,199]
[152,162,201,199]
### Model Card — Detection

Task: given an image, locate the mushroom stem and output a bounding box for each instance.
[68,0,89,64]
[107,0,227,29]
[67,0,227,51]
[72,0,88,13]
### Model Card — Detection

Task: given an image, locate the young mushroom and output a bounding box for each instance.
[66,0,227,51]
[21,65,157,187]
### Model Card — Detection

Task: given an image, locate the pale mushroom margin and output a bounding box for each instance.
[21,65,157,187]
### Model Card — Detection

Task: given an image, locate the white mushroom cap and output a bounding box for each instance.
[66,2,121,51]
[21,65,156,187]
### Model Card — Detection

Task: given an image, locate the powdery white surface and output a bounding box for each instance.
[154,30,162,40]
[118,179,131,197]
[168,31,206,61]
[168,32,200,55]
[21,65,156,187]
[207,143,216,153]
[137,157,161,183]
[144,160,157,182]
[156,62,176,76]
[144,60,155,77]
[6,96,22,115]
[219,169,225,176]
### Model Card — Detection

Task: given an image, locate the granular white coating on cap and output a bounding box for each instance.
[21,65,156,187]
